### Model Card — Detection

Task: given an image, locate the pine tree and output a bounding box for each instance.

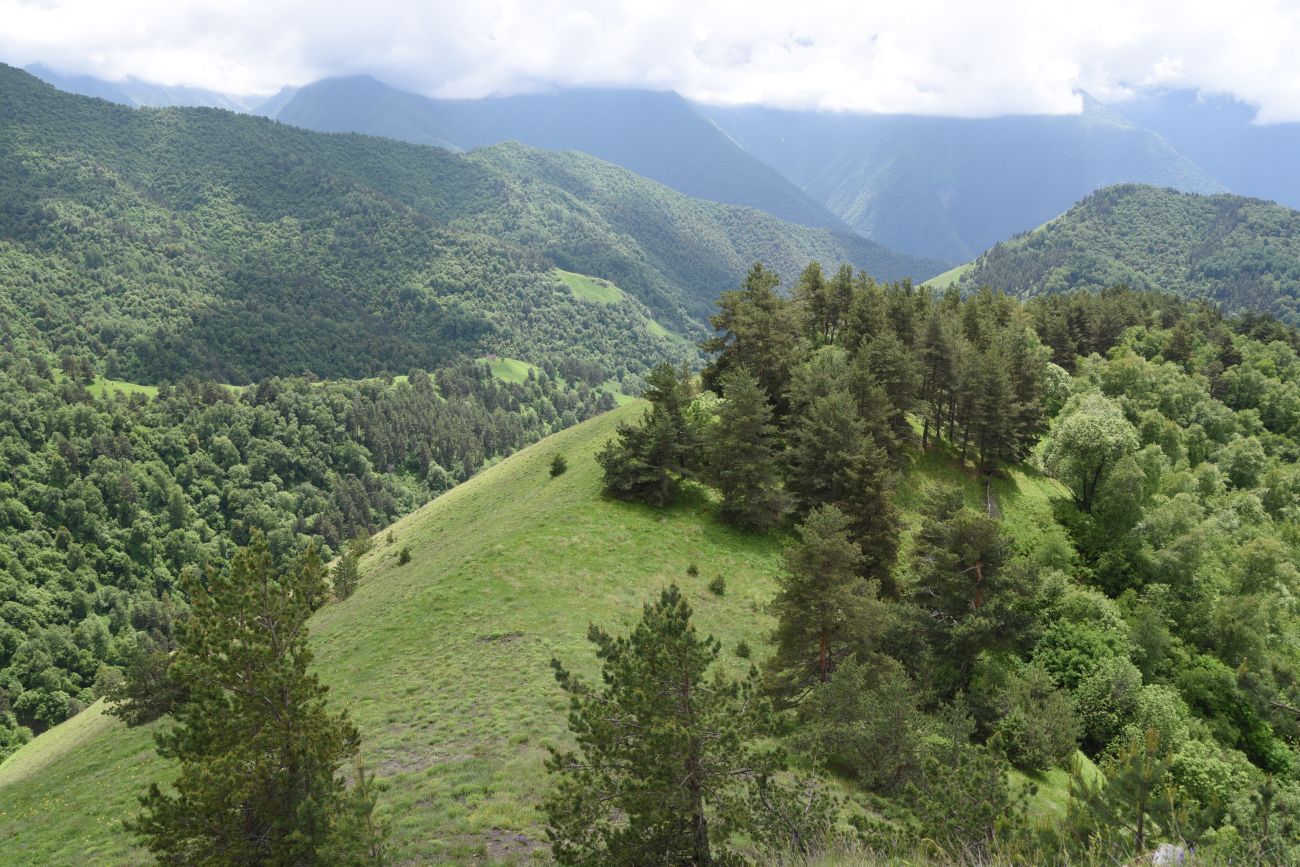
[767,506,887,703]
[544,585,784,866]
[131,536,384,864]
[784,391,900,590]
[908,485,1035,694]
[1066,728,1185,859]
[597,362,698,506]
[702,263,804,413]
[707,368,790,530]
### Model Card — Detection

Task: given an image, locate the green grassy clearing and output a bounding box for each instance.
[483,356,539,384]
[553,268,623,304]
[921,261,973,290]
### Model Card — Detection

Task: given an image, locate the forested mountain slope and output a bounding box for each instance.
[704,96,1226,262]
[0,64,940,382]
[952,185,1300,324]
[268,75,855,232]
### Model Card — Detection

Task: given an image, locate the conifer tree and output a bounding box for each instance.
[597,362,698,506]
[545,585,803,866]
[908,485,1035,694]
[767,506,887,703]
[707,368,790,531]
[1065,728,1187,858]
[702,263,805,413]
[132,536,384,864]
[784,392,900,590]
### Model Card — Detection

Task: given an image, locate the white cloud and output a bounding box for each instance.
[2,0,1299,122]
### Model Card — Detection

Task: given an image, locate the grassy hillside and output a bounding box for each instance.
[953,184,1300,323]
[705,96,1225,262]
[0,403,1065,864]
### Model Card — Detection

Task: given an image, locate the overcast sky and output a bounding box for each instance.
[4,0,1300,122]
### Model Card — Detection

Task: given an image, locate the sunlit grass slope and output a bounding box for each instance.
[0,405,1068,865]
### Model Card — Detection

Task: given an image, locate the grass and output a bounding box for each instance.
[89,375,160,399]
[483,356,539,384]
[552,269,679,343]
[0,406,1078,865]
[553,268,623,305]
[921,261,973,290]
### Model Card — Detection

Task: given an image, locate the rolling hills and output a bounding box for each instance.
[704,95,1226,262]
[947,184,1300,324]
[0,402,1068,865]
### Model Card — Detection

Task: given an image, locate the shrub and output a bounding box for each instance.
[707,575,725,595]
[735,640,751,659]
[686,562,699,577]
[398,546,411,565]
[549,453,568,477]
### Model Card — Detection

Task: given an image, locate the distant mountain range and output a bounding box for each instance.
[265,76,853,234]
[1110,89,1300,212]
[943,184,1300,325]
[704,96,1227,262]
[24,63,266,113]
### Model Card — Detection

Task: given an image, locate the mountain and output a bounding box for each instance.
[268,76,857,232]
[1110,89,1300,211]
[703,96,1227,262]
[0,64,942,385]
[24,63,264,112]
[948,184,1300,323]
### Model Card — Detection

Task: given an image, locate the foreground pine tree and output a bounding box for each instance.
[544,585,833,866]
[131,536,384,865]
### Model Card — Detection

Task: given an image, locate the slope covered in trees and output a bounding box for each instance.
[6,280,1299,864]
[0,351,614,756]
[705,96,1226,262]
[268,75,855,232]
[953,185,1300,325]
[1,63,941,382]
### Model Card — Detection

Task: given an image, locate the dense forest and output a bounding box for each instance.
[586,271,1300,864]
[954,184,1300,325]
[0,354,613,755]
[0,62,940,384]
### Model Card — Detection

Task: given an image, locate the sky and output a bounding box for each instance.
[4,0,1300,122]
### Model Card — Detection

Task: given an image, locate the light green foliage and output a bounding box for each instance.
[1074,657,1144,755]
[1033,589,1132,689]
[1043,392,1140,511]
